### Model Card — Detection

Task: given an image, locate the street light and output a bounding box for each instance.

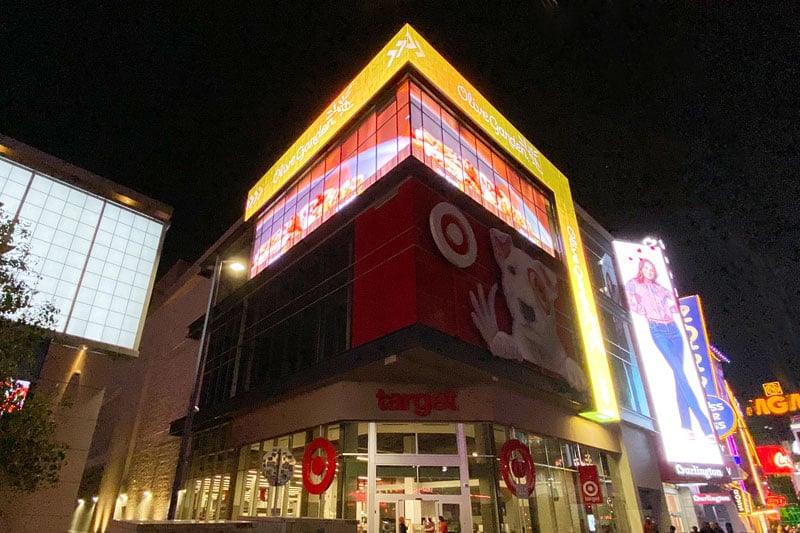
[167,255,245,519]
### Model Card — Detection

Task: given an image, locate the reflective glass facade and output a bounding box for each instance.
[0,155,165,351]
[579,219,650,419]
[180,422,629,533]
[250,79,557,279]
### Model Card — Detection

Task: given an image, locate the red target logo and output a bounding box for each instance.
[582,479,599,498]
[578,465,603,504]
[302,438,337,494]
[499,439,535,498]
[430,202,477,268]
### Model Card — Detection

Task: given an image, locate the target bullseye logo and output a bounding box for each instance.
[302,438,337,494]
[499,439,535,499]
[430,203,477,268]
[578,465,603,504]
[582,479,599,498]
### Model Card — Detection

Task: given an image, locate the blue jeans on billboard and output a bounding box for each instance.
[648,320,713,436]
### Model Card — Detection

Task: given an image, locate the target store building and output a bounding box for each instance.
[168,25,645,533]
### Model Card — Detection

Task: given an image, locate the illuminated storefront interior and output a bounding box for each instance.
[177,422,625,533]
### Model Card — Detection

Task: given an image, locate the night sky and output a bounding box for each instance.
[2,2,798,398]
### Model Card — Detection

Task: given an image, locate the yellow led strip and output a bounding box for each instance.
[727,380,767,506]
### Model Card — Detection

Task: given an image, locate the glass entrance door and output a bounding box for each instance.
[377,497,462,533]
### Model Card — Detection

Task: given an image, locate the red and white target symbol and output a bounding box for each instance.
[430,202,477,268]
[582,479,599,499]
[302,437,337,494]
[499,439,535,499]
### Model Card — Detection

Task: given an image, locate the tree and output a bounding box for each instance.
[0,207,65,493]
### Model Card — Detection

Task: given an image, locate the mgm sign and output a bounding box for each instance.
[746,383,800,416]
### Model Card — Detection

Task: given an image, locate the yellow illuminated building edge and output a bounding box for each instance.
[694,294,723,395]
[245,24,619,421]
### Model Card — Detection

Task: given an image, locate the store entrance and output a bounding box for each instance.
[377,497,462,533]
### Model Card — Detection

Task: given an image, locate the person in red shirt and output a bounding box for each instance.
[438,516,447,533]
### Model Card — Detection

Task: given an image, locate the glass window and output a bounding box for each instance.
[417,424,458,454]
[377,423,417,454]
[0,157,163,350]
[491,424,625,533]
[376,423,457,455]
[249,76,559,282]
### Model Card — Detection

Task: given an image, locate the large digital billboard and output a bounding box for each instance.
[250,81,557,277]
[245,24,618,422]
[613,240,724,478]
[0,153,166,353]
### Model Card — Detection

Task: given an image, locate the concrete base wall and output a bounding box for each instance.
[107,520,253,532]
[105,518,358,533]
[241,517,358,533]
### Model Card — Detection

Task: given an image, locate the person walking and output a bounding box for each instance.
[424,517,435,533]
[438,516,447,533]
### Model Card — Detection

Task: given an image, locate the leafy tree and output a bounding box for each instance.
[0,208,65,493]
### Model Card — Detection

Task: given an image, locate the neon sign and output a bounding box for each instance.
[707,395,737,439]
[763,381,784,396]
[756,445,794,475]
[766,494,788,507]
[747,393,800,416]
[680,295,719,397]
[731,488,747,513]
[693,493,731,505]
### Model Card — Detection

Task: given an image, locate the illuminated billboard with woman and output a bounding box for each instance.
[612,241,723,474]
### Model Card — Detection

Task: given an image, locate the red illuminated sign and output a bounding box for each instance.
[578,465,604,504]
[376,389,457,416]
[302,438,337,495]
[500,439,536,498]
[766,494,787,506]
[1,379,30,416]
[756,445,794,475]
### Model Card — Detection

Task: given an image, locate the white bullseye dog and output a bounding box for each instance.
[470,228,589,391]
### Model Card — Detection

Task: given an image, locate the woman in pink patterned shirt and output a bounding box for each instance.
[625,258,713,438]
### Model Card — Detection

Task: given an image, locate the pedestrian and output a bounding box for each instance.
[399,517,407,533]
[438,516,447,533]
[700,523,713,533]
[425,517,435,533]
[710,523,722,533]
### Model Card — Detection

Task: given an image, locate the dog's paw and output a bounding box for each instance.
[470,283,500,344]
